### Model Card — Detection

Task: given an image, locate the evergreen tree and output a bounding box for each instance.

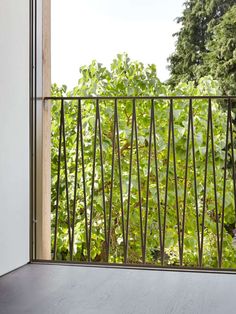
[205,5,236,95]
[168,0,235,86]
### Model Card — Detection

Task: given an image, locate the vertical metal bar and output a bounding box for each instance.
[152,100,163,262]
[229,99,236,235]
[162,100,172,265]
[200,99,211,267]
[133,99,144,263]
[189,99,201,265]
[71,100,80,260]
[208,99,220,266]
[125,100,135,263]
[78,100,89,261]
[107,101,116,261]
[62,101,72,257]
[97,99,108,259]
[144,101,153,263]
[88,100,98,261]
[220,101,230,267]
[115,100,126,259]
[53,101,63,260]
[170,100,181,265]
[182,99,191,265]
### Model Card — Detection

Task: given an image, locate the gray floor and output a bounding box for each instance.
[0,264,236,314]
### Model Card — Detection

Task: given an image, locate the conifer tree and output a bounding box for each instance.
[168,0,235,86]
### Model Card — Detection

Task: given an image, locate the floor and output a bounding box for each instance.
[0,264,236,314]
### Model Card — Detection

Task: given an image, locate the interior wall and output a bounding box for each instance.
[0,0,29,275]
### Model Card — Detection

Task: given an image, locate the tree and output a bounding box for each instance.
[51,54,236,268]
[205,5,236,95]
[168,0,235,86]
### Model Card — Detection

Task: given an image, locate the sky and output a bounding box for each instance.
[52,0,184,89]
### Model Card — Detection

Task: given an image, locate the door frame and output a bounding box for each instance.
[30,0,51,261]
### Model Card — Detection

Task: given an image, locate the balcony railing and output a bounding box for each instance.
[45,96,236,270]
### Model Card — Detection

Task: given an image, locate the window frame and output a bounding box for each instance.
[30,0,51,261]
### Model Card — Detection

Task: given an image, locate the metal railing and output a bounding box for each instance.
[45,96,236,270]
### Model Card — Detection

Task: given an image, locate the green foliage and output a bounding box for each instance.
[168,0,235,89]
[71,53,166,97]
[205,5,236,95]
[51,54,236,268]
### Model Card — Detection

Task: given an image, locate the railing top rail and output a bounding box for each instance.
[44,95,236,101]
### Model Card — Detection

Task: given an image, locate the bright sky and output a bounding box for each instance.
[52,0,184,89]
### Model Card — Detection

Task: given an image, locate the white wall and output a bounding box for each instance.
[0,0,29,275]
